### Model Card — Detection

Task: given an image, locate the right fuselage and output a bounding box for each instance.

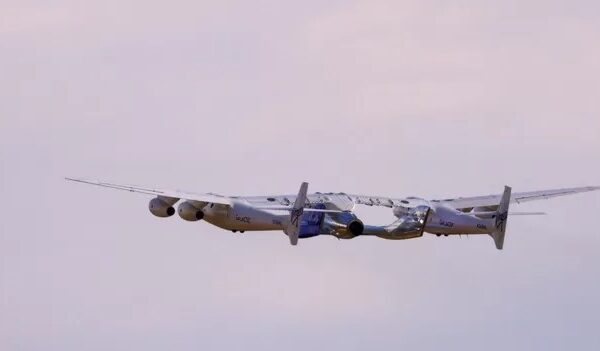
[424,205,494,235]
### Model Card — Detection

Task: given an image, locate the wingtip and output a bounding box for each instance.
[65,176,87,182]
[65,177,86,183]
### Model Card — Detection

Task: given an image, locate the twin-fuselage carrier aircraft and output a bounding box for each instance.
[66,178,599,249]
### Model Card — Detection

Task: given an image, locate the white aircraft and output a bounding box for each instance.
[66,178,599,249]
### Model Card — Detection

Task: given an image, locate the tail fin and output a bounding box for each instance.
[490,186,511,250]
[287,182,308,246]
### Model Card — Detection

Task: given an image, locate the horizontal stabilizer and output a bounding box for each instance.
[472,211,546,218]
[508,211,546,216]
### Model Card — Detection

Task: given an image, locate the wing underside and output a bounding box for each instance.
[435,186,600,210]
[67,178,599,213]
[346,186,599,211]
[66,178,232,205]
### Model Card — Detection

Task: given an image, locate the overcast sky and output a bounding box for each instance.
[2,1,600,350]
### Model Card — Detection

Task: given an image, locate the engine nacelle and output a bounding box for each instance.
[177,201,205,221]
[149,197,177,218]
[323,212,364,239]
[347,220,364,236]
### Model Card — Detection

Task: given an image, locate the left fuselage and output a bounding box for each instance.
[202,200,287,231]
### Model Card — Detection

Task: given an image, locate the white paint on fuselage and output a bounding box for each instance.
[424,205,495,235]
[202,200,288,231]
[200,195,499,238]
[200,193,358,232]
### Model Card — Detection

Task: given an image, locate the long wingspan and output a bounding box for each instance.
[65,177,232,205]
[435,186,600,210]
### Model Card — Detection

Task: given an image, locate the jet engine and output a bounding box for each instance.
[149,197,177,217]
[347,220,365,236]
[323,212,364,239]
[177,201,205,221]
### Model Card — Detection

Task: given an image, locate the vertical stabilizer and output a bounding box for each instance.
[490,186,511,250]
[287,182,308,246]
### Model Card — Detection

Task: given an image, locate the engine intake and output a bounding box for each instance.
[149,197,177,217]
[347,220,364,236]
[178,201,204,221]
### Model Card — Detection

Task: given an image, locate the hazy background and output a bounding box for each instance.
[2,0,600,350]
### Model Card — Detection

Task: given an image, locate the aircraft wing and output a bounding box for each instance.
[433,186,600,210]
[65,177,232,205]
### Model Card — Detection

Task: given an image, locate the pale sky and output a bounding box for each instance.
[1,1,600,350]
